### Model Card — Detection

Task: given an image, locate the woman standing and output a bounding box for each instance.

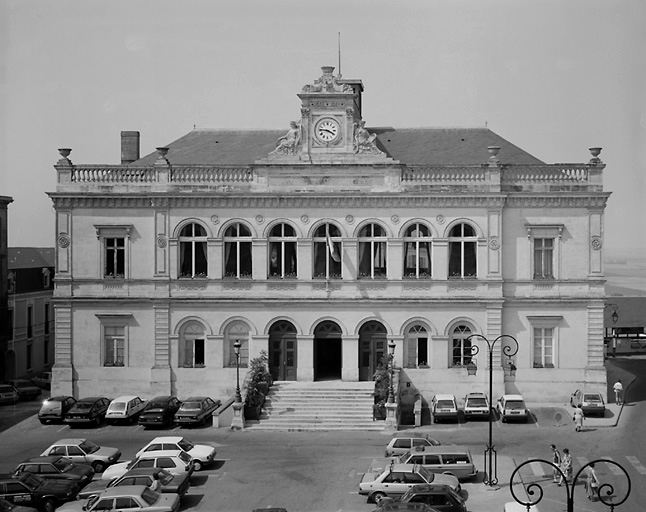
[585,463,600,500]
[551,444,562,483]
[573,405,585,432]
[558,448,573,486]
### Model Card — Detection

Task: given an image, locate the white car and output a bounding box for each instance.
[40,438,121,473]
[105,395,147,424]
[136,436,216,471]
[102,450,194,481]
[56,485,179,512]
[463,392,490,421]
[497,394,529,423]
[431,394,459,423]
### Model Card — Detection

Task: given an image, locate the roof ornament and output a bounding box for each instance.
[269,120,302,156]
[301,66,352,94]
[353,120,384,155]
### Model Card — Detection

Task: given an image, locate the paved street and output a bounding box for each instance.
[0,358,643,511]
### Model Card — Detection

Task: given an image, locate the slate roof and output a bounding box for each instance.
[8,248,55,270]
[133,127,545,166]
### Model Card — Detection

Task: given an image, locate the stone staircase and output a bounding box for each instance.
[245,380,386,431]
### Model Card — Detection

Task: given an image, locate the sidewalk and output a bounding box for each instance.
[460,455,525,511]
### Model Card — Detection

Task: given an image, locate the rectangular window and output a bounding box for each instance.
[406,337,428,367]
[105,237,125,277]
[183,339,205,367]
[104,326,125,366]
[533,327,554,368]
[534,238,554,279]
[27,305,33,338]
[26,342,32,370]
[44,337,49,365]
[44,303,50,335]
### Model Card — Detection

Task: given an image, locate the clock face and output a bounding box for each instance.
[315,118,340,143]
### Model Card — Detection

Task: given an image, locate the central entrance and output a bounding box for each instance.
[313,321,342,381]
[358,321,387,381]
[268,320,297,381]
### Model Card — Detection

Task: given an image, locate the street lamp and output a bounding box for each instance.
[387,340,396,404]
[234,339,242,403]
[510,458,631,511]
[466,333,519,487]
[606,303,619,324]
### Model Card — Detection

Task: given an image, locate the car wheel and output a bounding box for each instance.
[372,492,387,505]
[193,459,203,472]
[41,498,56,512]
[94,416,101,427]
[93,461,106,473]
[39,419,47,425]
[502,416,507,423]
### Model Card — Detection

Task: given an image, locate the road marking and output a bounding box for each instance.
[528,461,547,477]
[600,457,625,475]
[626,456,646,474]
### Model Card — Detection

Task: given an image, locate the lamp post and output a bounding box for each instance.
[234,340,242,403]
[387,340,396,404]
[466,333,519,488]
[510,458,631,512]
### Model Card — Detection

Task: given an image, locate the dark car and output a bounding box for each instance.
[38,396,77,424]
[65,397,111,427]
[0,385,19,406]
[138,396,182,428]
[174,397,220,426]
[0,472,78,512]
[7,380,41,401]
[13,457,94,489]
[78,468,190,500]
[377,484,467,512]
[0,497,33,512]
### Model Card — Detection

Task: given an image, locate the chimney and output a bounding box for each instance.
[121,131,140,164]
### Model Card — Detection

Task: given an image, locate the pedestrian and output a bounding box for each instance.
[558,448,572,486]
[585,463,600,501]
[613,379,623,405]
[550,444,561,483]
[572,404,585,432]
[149,472,161,492]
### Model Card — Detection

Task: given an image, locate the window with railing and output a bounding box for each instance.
[358,223,387,279]
[179,223,208,278]
[179,321,206,368]
[104,327,125,367]
[403,222,432,279]
[406,325,429,368]
[224,222,252,278]
[451,324,473,367]
[105,238,126,278]
[268,223,297,279]
[448,223,477,278]
[533,238,554,279]
[533,327,554,368]
[313,223,342,279]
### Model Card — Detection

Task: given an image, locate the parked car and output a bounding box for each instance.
[31,372,52,391]
[64,397,111,427]
[431,394,459,423]
[376,483,467,512]
[0,496,33,512]
[56,485,180,512]
[374,445,477,481]
[7,380,41,400]
[385,433,441,457]
[105,395,147,425]
[371,503,438,512]
[173,397,220,427]
[136,436,216,472]
[0,472,78,512]
[101,450,194,481]
[138,396,182,428]
[78,468,190,501]
[13,456,94,488]
[570,389,606,417]
[497,394,529,423]
[359,464,459,505]
[0,385,19,406]
[40,439,121,473]
[462,392,490,421]
[38,396,77,424]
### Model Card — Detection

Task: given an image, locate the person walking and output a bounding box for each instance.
[551,444,562,483]
[558,448,573,486]
[573,404,585,432]
[613,379,624,405]
[585,463,600,501]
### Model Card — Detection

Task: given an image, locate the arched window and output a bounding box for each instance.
[448,223,477,278]
[403,223,432,278]
[179,223,208,278]
[268,223,297,278]
[313,223,342,279]
[406,325,429,368]
[358,223,387,279]
[179,321,205,368]
[224,321,249,368]
[224,222,252,278]
[451,324,473,367]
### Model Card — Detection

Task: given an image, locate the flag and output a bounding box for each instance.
[326,229,341,263]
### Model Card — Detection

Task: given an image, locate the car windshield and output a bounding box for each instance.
[0,385,15,393]
[75,402,94,410]
[20,472,44,488]
[467,398,487,406]
[584,394,602,403]
[418,466,433,481]
[437,400,454,408]
[14,382,32,388]
[177,439,194,452]
[40,401,62,412]
[110,403,126,411]
[147,402,167,410]
[141,487,160,506]
[178,451,191,463]
[181,402,202,411]
[79,440,100,454]
[53,459,75,472]
[158,470,173,485]
[506,400,525,409]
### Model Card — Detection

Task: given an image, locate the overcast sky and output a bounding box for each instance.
[1,0,644,254]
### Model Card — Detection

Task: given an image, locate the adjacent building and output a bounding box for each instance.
[48,66,610,405]
[0,196,14,380]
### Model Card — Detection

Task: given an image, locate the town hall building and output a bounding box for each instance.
[48,66,610,406]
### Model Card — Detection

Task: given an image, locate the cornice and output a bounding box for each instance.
[505,193,610,208]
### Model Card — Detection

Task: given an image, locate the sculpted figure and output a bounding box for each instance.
[271,120,302,155]
[353,120,383,155]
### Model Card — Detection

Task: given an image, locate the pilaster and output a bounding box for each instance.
[342,335,359,381]
[297,334,314,381]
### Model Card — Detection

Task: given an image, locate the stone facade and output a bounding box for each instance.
[48,67,610,406]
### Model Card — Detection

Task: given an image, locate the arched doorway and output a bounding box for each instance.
[268,320,297,381]
[359,321,387,381]
[313,321,342,381]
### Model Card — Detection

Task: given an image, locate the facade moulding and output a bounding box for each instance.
[505,194,610,208]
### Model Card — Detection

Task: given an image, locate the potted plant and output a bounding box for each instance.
[372,356,392,420]
[244,351,272,420]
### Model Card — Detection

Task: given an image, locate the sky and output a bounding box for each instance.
[1,0,644,254]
